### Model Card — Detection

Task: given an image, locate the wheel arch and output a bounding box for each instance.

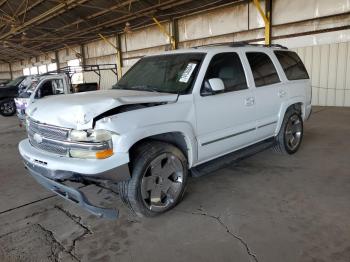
[116,123,198,168]
[275,98,304,135]
[129,132,193,166]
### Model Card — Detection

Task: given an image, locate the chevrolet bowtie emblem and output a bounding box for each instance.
[33,133,43,144]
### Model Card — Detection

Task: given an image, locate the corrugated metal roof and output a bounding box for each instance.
[0,0,240,62]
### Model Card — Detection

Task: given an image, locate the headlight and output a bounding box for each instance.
[69,129,115,159]
[70,129,112,142]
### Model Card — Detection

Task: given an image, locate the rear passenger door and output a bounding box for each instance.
[195,52,257,162]
[245,52,285,140]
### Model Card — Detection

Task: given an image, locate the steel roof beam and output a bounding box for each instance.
[32,0,192,50]
[22,0,139,45]
[0,0,89,41]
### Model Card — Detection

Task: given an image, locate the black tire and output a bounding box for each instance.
[118,141,188,217]
[274,108,303,155]
[0,99,16,117]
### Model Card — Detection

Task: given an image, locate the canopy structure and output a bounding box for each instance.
[0,0,237,62]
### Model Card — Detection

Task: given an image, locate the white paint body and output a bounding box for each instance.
[19,46,312,178]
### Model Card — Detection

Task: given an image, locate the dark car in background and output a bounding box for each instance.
[0,76,27,116]
[0,76,37,117]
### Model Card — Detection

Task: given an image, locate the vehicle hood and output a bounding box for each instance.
[26,89,178,129]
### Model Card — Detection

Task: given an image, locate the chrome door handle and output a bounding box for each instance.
[278,90,287,98]
[245,97,255,106]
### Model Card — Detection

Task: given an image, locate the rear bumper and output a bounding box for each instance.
[24,159,118,219]
[305,104,312,120]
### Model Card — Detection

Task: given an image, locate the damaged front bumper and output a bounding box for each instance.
[24,159,118,219]
[19,139,131,219]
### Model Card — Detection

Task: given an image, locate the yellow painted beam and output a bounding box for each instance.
[252,0,271,45]
[63,44,81,58]
[152,17,176,50]
[98,33,123,79]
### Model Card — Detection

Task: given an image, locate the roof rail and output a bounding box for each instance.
[192,41,288,50]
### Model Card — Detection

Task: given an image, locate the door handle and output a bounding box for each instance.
[245,97,255,106]
[278,90,287,98]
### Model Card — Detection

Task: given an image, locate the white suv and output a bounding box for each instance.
[19,44,312,218]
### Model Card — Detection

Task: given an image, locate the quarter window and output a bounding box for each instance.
[274,51,309,80]
[203,53,248,94]
[246,52,280,87]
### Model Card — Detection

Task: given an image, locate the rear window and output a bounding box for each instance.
[246,52,280,87]
[274,51,309,80]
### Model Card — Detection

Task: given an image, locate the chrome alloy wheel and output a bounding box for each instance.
[140,153,184,212]
[285,114,302,151]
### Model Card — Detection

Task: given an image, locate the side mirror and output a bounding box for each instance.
[208,78,225,92]
[201,78,225,96]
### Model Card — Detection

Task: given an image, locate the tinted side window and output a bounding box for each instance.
[274,51,309,80]
[246,52,280,87]
[203,53,248,93]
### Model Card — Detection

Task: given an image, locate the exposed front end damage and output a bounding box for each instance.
[24,158,119,219]
[18,90,181,218]
[19,135,131,218]
[25,89,178,130]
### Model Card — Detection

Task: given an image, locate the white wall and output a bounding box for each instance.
[294,41,350,107]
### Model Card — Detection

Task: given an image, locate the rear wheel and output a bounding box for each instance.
[274,109,303,154]
[0,99,16,116]
[118,141,188,217]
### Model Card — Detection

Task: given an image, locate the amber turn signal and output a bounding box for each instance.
[95,149,114,159]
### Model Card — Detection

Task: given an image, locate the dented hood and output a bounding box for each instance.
[26,89,177,129]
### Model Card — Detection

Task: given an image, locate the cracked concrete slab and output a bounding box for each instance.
[0,224,71,262]
[1,107,350,262]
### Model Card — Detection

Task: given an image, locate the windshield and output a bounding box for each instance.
[6,76,25,87]
[113,53,205,94]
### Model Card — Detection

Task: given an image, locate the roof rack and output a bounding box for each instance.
[44,64,118,76]
[41,64,118,88]
[193,41,288,50]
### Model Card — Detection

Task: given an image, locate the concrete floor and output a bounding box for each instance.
[0,107,350,262]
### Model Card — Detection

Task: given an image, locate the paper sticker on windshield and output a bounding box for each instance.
[179,63,197,83]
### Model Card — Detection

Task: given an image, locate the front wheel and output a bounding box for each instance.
[274,109,303,154]
[118,141,188,217]
[0,99,16,116]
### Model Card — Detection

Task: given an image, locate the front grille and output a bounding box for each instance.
[27,118,71,156]
[28,119,70,140]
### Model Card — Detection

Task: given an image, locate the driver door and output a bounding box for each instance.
[195,52,257,162]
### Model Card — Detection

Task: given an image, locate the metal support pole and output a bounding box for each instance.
[153,17,176,50]
[171,18,179,49]
[54,50,59,70]
[80,44,86,67]
[116,34,123,73]
[64,44,82,60]
[252,0,271,45]
[98,33,122,80]
[265,0,272,46]
[9,63,13,79]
